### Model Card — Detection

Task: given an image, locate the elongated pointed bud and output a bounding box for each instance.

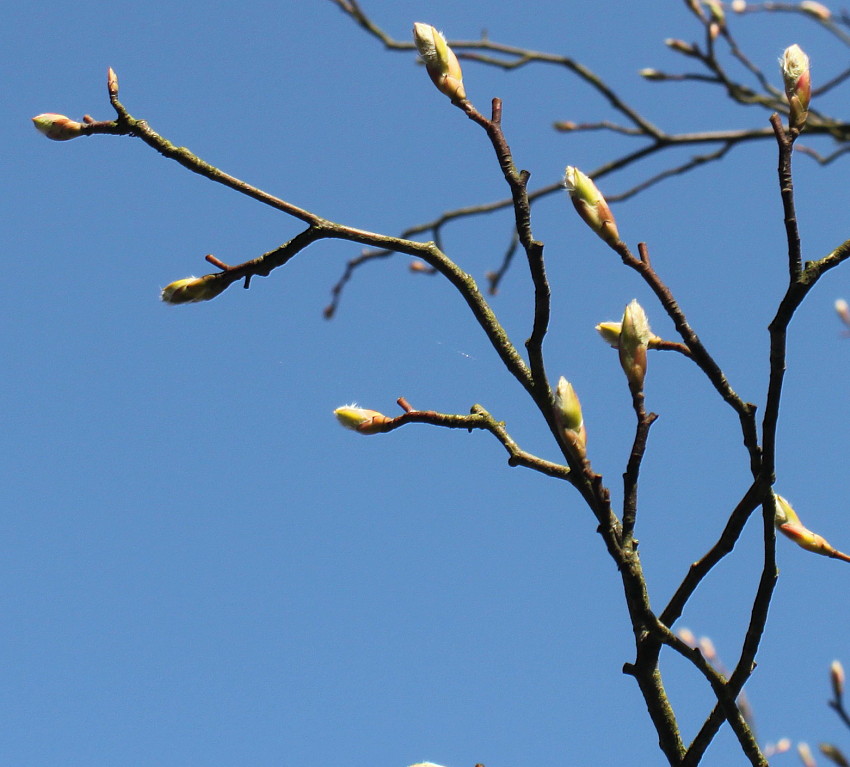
[781,44,811,132]
[596,321,623,348]
[665,38,698,56]
[160,274,228,304]
[32,113,85,141]
[820,743,850,766]
[801,1,831,20]
[412,23,466,102]
[554,376,587,460]
[831,660,845,701]
[799,743,816,767]
[774,493,850,562]
[618,300,651,392]
[107,67,119,97]
[333,405,392,435]
[564,166,620,246]
[836,299,850,326]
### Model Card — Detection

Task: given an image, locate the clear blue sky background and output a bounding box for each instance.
[5,1,850,765]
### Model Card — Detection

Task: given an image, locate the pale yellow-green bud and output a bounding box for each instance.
[639,69,665,80]
[781,44,811,132]
[831,659,845,700]
[801,1,831,20]
[412,23,466,102]
[160,274,228,304]
[32,113,85,141]
[564,166,620,246]
[333,405,392,435]
[554,376,587,460]
[704,0,725,26]
[595,321,623,348]
[774,493,850,562]
[618,300,651,392]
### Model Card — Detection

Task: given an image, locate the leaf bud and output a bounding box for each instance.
[618,300,651,392]
[412,23,466,102]
[831,659,845,701]
[333,405,393,435]
[553,376,587,460]
[781,44,811,132]
[564,166,620,246]
[160,274,228,304]
[31,113,85,141]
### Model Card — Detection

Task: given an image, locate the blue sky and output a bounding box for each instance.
[6,1,850,765]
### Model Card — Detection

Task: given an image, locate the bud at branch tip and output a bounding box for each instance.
[413,22,466,102]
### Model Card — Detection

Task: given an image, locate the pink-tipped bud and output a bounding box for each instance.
[32,113,85,141]
[677,627,697,646]
[836,299,850,326]
[564,166,620,246]
[333,405,392,435]
[554,376,587,460]
[699,636,717,662]
[781,44,811,132]
[412,23,466,102]
[801,1,831,20]
[618,300,651,393]
[107,67,119,97]
[798,743,816,767]
[160,274,228,304]
[831,660,845,701]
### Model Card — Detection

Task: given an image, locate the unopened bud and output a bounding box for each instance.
[107,67,119,96]
[619,300,651,392]
[731,0,747,12]
[31,113,85,141]
[819,743,850,766]
[798,743,816,767]
[160,274,228,304]
[704,0,725,27]
[412,23,466,102]
[774,493,850,562]
[677,627,697,646]
[564,166,620,246]
[781,44,811,132]
[801,1,831,20]
[553,120,579,132]
[665,38,697,56]
[333,405,392,435]
[596,321,622,348]
[554,376,587,460]
[699,636,717,661]
[639,69,665,80]
[836,299,850,325]
[831,660,845,701]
